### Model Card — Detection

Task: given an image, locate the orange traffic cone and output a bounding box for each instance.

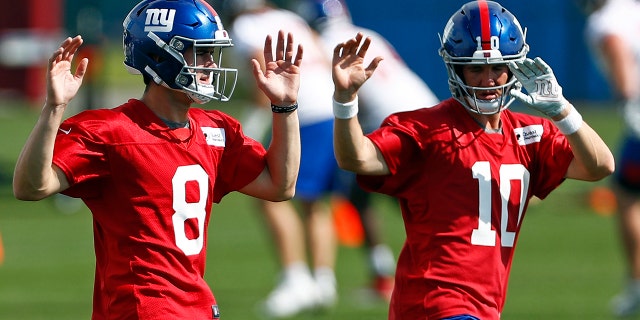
[588,186,617,216]
[331,197,365,247]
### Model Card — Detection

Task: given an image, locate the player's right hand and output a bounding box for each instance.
[46,35,88,110]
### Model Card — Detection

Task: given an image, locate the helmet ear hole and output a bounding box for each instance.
[150,54,162,63]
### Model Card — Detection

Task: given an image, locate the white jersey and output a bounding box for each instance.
[584,0,640,90]
[320,21,439,131]
[230,8,334,126]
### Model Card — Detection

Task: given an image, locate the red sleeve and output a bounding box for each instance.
[357,113,423,195]
[211,114,266,202]
[530,120,574,199]
[53,113,110,199]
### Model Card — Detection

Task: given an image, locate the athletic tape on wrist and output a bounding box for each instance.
[553,107,583,135]
[333,97,358,119]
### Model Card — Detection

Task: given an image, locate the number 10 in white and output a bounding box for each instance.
[471,162,530,248]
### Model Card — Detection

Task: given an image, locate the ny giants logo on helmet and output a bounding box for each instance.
[144,8,176,32]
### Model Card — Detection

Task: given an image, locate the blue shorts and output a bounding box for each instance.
[295,119,340,200]
[614,134,640,192]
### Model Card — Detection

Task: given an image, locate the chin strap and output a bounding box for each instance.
[145,66,164,86]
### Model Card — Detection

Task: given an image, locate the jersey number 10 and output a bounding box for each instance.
[471,162,530,248]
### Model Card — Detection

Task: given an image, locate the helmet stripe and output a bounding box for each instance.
[197,0,219,16]
[478,0,491,50]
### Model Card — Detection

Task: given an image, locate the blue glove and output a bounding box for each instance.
[508,57,567,117]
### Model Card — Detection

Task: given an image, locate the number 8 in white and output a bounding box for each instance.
[172,165,209,256]
[471,162,530,247]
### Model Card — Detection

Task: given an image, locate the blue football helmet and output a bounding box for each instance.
[123,0,237,103]
[439,0,528,114]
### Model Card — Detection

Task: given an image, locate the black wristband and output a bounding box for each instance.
[271,102,298,113]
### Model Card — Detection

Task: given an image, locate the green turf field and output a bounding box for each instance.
[0,96,628,319]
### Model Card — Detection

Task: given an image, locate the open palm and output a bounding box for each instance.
[252,30,302,106]
[47,36,88,108]
[332,33,382,101]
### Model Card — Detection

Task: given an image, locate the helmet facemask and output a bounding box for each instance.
[173,36,238,104]
[441,48,525,115]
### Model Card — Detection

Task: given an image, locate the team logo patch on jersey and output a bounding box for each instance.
[201,127,226,147]
[212,305,220,319]
[144,8,176,32]
[514,125,543,146]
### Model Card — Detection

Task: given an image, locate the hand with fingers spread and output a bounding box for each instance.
[331,32,383,103]
[46,35,88,109]
[508,57,567,117]
[251,30,302,107]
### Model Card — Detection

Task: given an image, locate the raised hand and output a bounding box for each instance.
[46,36,88,109]
[331,33,383,103]
[251,30,302,107]
[508,57,567,117]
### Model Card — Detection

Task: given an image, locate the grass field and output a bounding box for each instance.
[0,93,630,319]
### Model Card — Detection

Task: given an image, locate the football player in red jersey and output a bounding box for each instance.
[12,0,302,319]
[330,1,614,319]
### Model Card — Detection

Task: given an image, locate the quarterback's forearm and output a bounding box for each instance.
[264,111,300,200]
[333,117,388,175]
[560,105,615,181]
[13,104,68,200]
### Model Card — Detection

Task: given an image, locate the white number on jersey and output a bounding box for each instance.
[172,165,209,256]
[471,162,530,247]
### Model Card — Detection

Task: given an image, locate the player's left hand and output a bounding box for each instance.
[251,30,302,107]
[508,57,567,117]
[332,32,383,103]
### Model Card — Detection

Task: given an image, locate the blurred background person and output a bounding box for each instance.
[581,0,640,317]
[291,0,440,301]
[223,0,340,317]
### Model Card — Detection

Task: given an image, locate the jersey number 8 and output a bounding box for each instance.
[172,165,208,256]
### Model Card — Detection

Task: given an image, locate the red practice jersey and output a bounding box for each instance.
[52,99,266,319]
[358,98,574,319]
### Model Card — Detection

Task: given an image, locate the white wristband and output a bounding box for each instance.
[333,97,358,119]
[553,107,583,135]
